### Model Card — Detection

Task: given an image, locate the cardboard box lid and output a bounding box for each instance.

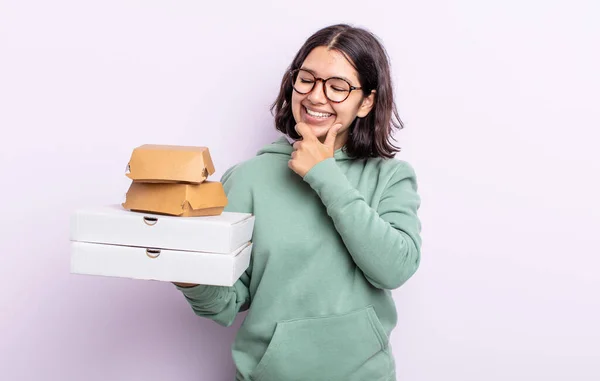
[70,205,255,254]
[122,181,228,216]
[126,144,216,183]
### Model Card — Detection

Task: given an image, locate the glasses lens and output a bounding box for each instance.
[293,69,315,94]
[325,78,351,102]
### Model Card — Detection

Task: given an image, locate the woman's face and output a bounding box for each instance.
[291,46,375,148]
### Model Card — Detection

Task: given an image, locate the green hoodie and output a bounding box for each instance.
[176,136,422,381]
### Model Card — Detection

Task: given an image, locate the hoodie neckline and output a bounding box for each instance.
[257,135,352,161]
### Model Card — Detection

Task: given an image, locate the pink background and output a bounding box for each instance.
[1,1,599,380]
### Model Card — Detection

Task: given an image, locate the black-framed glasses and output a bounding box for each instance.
[290,68,362,103]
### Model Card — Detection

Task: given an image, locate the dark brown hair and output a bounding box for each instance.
[271,24,403,159]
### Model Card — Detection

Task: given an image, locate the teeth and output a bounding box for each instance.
[306,108,332,118]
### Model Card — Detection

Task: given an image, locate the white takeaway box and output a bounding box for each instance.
[70,241,252,286]
[70,205,255,254]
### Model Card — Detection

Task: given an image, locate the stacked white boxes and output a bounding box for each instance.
[70,206,254,286]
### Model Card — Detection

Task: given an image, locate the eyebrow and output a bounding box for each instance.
[299,67,356,85]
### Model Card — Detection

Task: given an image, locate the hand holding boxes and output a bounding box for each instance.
[70,145,254,286]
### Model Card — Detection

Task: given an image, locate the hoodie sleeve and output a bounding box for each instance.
[174,164,253,327]
[303,158,422,290]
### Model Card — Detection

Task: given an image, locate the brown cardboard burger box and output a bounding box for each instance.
[122,181,228,217]
[122,144,226,216]
[126,144,215,184]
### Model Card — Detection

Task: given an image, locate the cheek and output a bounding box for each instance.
[332,104,359,125]
[291,93,303,118]
[292,91,306,107]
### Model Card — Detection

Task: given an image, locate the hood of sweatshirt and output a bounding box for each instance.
[256,135,352,161]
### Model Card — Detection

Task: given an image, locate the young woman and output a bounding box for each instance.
[175,24,422,381]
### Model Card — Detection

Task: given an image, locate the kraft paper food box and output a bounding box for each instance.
[126,144,215,184]
[122,181,228,217]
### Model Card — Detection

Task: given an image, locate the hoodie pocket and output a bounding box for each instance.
[249,306,392,381]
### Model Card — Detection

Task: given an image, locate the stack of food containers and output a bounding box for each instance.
[69,145,254,286]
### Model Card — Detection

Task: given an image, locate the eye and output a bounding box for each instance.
[300,78,315,84]
[327,78,351,93]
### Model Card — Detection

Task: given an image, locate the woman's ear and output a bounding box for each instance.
[357,90,376,118]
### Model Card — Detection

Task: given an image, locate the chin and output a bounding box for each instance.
[308,124,333,137]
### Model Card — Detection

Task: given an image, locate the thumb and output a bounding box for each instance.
[324,124,342,149]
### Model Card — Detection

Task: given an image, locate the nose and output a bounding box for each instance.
[307,79,327,104]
